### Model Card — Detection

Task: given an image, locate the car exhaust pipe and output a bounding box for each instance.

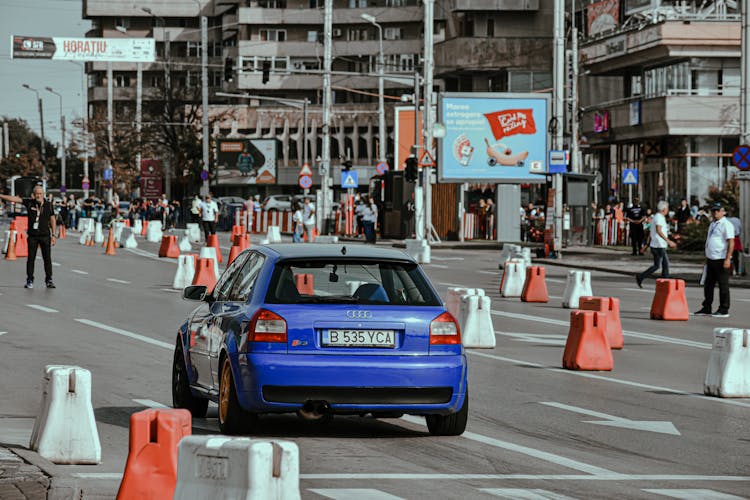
[298,400,330,420]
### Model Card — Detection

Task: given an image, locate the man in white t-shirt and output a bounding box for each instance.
[199,194,220,241]
[695,202,735,317]
[302,197,316,242]
[636,201,676,288]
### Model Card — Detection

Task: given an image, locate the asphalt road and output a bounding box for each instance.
[1,228,749,499]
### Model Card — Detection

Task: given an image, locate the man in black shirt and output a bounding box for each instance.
[0,185,56,288]
[675,198,691,233]
[625,198,645,256]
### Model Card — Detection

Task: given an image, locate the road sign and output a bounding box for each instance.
[103,167,113,181]
[200,170,209,181]
[299,163,313,176]
[341,171,359,189]
[622,168,638,185]
[376,162,389,175]
[732,144,750,171]
[82,178,90,190]
[298,174,313,190]
[419,150,435,168]
[548,150,567,174]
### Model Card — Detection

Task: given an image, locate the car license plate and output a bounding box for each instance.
[322,330,395,348]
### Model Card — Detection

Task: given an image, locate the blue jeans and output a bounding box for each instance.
[639,247,669,281]
[293,225,303,243]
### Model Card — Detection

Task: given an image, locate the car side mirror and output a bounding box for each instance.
[183,285,208,302]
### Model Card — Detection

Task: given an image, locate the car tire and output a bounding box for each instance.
[425,391,468,436]
[172,341,209,418]
[218,357,257,435]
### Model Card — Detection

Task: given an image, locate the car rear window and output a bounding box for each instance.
[265,259,441,306]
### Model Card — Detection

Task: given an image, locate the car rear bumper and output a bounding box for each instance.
[234,352,467,415]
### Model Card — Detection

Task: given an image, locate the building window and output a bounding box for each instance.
[508,71,552,92]
[259,0,287,7]
[310,0,322,7]
[349,0,367,7]
[487,18,495,38]
[260,29,287,41]
[207,42,222,57]
[113,74,131,87]
[291,58,320,71]
[347,28,368,41]
[114,17,129,31]
[386,0,406,5]
[384,27,403,40]
[187,71,200,87]
[307,31,318,42]
[187,41,201,57]
[150,75,164,87]
[721,67,740,96]
[384,54,415,73]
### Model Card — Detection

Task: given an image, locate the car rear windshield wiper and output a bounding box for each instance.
[296,296,360,304]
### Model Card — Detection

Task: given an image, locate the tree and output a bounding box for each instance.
[705,177,739,213]
[0,117,57,186]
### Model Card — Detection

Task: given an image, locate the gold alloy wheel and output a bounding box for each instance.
[219,359,231,424]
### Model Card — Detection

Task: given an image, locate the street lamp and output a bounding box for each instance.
[45,87,66,193]
[192,0,210,197]
[361,13,386,164]
[21,84,47,179]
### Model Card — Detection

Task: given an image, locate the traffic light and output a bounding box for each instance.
[342,159,352,171]
[262,60,271,84]
[224,57,234,82]
[405,156,418,182]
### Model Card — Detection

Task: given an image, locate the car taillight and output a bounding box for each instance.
[248,309,287,343]
[430,312,461,345]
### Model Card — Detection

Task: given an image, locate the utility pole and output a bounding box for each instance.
[361,13,386,165]
[45,87,65,192]
[741,0,750,251]
[81,66,90,198]
[106,61,114,202]
[201,13,209,197]
[422,0,435,243]
[136,62,142,196]
[570,0,580,175]
[22,84,46,179]
[321,0,333,233]
[553,0,565,256]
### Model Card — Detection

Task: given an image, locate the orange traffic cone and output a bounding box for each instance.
[191,258,217,291]
[86,232,95,246]
[9,220,16,232]
[521,266,549,303]
[105,228,117,255]
[294,273,314,295]
[116,408,191,500]
[141,220,149,237]
[58,225,66,239]
[562,310,613,371]
[229,225,243,245]
[5,230,17,261]
[650,279,689,321]
[206,234,222,263]
[227,243,242,265]
[579,296,624,349]
[158,235,170,257]
[14,231,28,258]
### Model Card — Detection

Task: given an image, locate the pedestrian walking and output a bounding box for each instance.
[292,202,304,243]
[636,201,676,288]
[190,194,201,224]
[625,198,645,255]
[303,197,316,242]
[363,196,378,244]
[727,208,743,276]
[694,202,735,318]
[0,185,57,288]
[199,194,219,241]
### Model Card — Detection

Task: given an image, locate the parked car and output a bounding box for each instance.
[173,244,468,436]
[262,194,306,212]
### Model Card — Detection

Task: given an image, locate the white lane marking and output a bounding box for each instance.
[125,248,179,264]
[490,309,711,350]
[309,489,404,500]
[0,332,7,336]
[436,282,465,288]
[74,472,750,482]
[161,288,181,293]
[52,262,61,267]
[106,278,131,284]
[133,399,168,408]
[482,489,576,499]
[74,319,172,350]
[546,278,566,284]
[399,415,616,476]
[736,298,750,303]
[426,263,449,269]
[71,269,88,275]
[623,288,652,293]
[643,490,746,499]
[432,256,464,261]
[497,332,567,346]
[468,351,750,409]
[540,402,680,436]
[27,305,58,313]
[477,270,498,275]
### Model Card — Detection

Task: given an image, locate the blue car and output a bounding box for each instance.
[172,244,468,436]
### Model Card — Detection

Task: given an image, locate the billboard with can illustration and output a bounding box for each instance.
[215,138,277,185]
[439,93,550,183]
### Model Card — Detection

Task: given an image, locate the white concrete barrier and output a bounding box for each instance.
[173,255,196,290]
[132,218,143,236]
[445,287,484,320]
[77,217,95,233]
[174,436,300,500]
[3,230,11,253]
[315,235,339,244]
[79,230,91,246]
[498,244,522,268]
[266,226,282,244]
[458,294,496,348]
[501,259,527,298]
[29,365,101,465]
[112,221,126,243]
[562,270,593,309]
[404,238,431,264]
[146,220,163,243]
[513,247,532,267]
[186,223,202,243]
[346,280,368,295]
[704,328,750,398]
[178,231,192,252]
[199,246,220,280]
[94,222,105,244]
[122,229,138,249]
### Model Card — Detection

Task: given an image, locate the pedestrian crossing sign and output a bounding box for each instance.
[341,170,359,189]
[622,168,638,185]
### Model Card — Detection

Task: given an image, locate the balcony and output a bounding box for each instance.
[581,94,739,144]
[435,37,552,72]
[450,0,538,10]
[580,21,740,75]
[236,71,410,91]
[238,6,422,25]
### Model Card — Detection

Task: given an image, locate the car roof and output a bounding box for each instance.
[257,243,414,262]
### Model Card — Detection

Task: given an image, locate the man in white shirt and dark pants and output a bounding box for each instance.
[636,201,676,288]
[199,194,220,242]
[695,202,735,318]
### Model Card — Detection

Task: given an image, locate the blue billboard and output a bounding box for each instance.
[438,93,550,183]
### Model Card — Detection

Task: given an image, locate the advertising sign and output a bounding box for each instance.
[394,107,424,171]
[216,139,277,185]
[587,0,619,36]
[439,93,549,183]
[11,36,155,62]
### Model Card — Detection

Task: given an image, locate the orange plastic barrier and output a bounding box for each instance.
[521,266,549,303]
[294,273,314,295]
[116,408,191,500]
[233,233,250,250]
[5,231,17,261]
[9,220,16,232]
[650,279,689,321]
[498,269,506,294]
[579,296,623,349]
[191,258,217,291]
[141,220,149,237]
[158,236,180,258]
[105,228,117,256]
[230,225,244,245]
[205,234,223,263]
[124,219,130,227]
[562,310,613,371]
[58,225,66,239]
[15,231,28,258]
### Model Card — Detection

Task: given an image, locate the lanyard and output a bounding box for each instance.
[33,201,43,225]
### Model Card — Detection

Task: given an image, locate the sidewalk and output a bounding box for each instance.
[0,447,48,500]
